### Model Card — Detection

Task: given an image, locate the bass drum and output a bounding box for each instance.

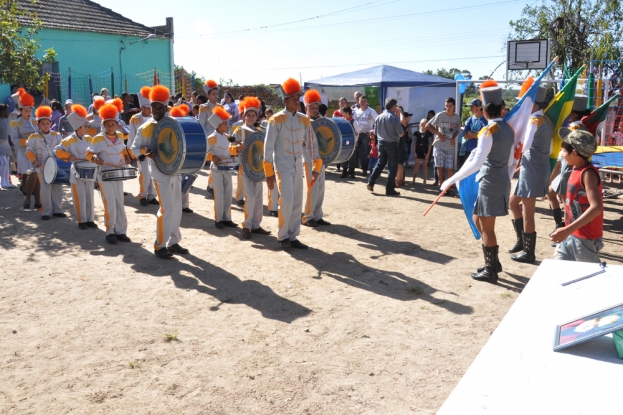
[43,157,71,184]
[240,131,265,182]
[311,117,356,165]
[181,174,197,195]
[153,116,208,176]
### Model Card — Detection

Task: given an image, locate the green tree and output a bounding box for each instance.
[0,0,45,90]
[509,0,623,73]
[425,67,478,95]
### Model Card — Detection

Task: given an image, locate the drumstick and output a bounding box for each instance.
[423,188,448,216]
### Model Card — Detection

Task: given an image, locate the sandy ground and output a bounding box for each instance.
[1,164,622,415]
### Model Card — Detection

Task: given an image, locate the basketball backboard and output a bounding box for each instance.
[507,39,549,70]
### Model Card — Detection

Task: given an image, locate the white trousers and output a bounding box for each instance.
[302,164,325,223]
[182,191,189,209]
[153,175,182,250]
[98,180,127,235]
[71,180,95,223]
[241,174,263,230]
[268,181,279,212]
[0,156,11,187]
[211,166,233,222]
[137,159,155,201]
[236,166,244,202]
[276,162,304,241]
[37,173,64,216]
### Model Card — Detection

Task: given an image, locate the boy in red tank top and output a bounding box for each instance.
[550,128,604,263]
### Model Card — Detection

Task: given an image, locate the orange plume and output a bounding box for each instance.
[480,80,499,90]
[35,106,52,119]
[150,85,170,103]
[242,97,260,113]
[304,89,321,105]
[170,105,189,117]
[140,86,151,99]
[99,104,119,121]
[18,88,35,107]
[238,101,245,114]
[212,105,230,121]
[282,78,301,96]
[518,77,534,98]
[205,79,218,89]
[111,98,123,112]
[71,104,88,118]
[93,97,105,111]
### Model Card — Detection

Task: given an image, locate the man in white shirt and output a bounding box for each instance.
[350,96,378,176]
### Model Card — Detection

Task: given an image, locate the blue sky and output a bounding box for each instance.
[97,0,529,85]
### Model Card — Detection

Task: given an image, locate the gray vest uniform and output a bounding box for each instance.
[514,114,553,198]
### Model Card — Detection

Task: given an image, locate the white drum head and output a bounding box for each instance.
[75,161,97,168]
[43,157,57,184]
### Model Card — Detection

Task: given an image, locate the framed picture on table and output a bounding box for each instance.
[554,302,623,351]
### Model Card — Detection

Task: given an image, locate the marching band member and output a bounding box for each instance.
[234,99,245,207]
[231,97,271,239]
[198,80,220,194]
[0,104,15,189]
[267,180,279,217]
[302,89,329,227]
[25,106,65,220]
[508,85,553,264]
[207,106,238,229]
[131,86,189,258]
[87,96,105,136]
[264,78,321,249]
[54,104,97,229]
[87,99,132,244]
[129,86,158,206]
[10,88,40,209]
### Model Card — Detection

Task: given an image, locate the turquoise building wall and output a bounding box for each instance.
[1,27,172,106]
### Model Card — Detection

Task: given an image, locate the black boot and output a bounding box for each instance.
[340,169,348,178]
[471,245,499,283]
[508,218,524,253]
[349,168,355,179]
[511,232,537,263]
[477,244,502,273]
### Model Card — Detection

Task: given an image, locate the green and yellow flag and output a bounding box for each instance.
[544,66,584,169]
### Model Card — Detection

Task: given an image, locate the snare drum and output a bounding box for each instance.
[43,157,72,184]
[153,116,208,176]
[311,117,356,165]
[101,167,137,181]
[74,161,98,181]
[240,131,266,182]
[181,174,197,195]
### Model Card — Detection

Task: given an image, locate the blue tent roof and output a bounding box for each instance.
[304,65,455,88]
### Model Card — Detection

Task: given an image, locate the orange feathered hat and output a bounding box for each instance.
[93,96,105,112]
[67,104,89,130]
[208,105,231,129]
[108,98,123,112]
[169,105,189,118]
[150,85,170,106]
[35,105,52,121]
[241,97,261,115]
[280,78,302,99]
[479,80,503,107]
[17,88,35,109]
[304,89,321,106]
[138,86,152,107]
[203,79,219,94]
[99,103,120,123]
[517,77,534,98]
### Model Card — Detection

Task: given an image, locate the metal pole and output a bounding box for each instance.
[68,67,72,100]
[111,67,115,97]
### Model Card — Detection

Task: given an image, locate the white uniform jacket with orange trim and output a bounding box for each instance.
[207,131,238,169]
[130,118,176,182]
[128,113,152,157]
[54,133,94,184]
[232,123,260,164]
[9,118,36,151]
[197,102,217,137]
[86,132,129,175]
[25,130,63,173]
[263,110,322,177]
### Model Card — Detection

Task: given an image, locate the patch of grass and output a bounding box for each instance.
[163,333,179,342]
[407,286,425,295]
[420,305,430,310]
[128,362,140,369]
[500,292,512,299]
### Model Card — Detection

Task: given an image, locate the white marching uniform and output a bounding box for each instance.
[128,112,156,202]
[87,132,129,236]
[131,119,182,250]
[25,130,64,216]
[302,116,325,224]
[9,118,36,174]
[54,133,95,224]
[233,124,264,230]
[268,178,279,212]
[87,115,102,137]
[208,131,237,223]
[198,102,217,190]
[0,117,13,188]
[264,110,321,241]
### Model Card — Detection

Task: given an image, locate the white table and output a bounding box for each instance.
[438,259,623,415]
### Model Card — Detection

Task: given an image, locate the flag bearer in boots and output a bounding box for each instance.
[509,86,553,263]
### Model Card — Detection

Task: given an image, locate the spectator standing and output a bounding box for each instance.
[368,131,378,172]
[50,101,64,132]
[366,98,404,196]
[350,96,378,176]
[426,97,460,194]
[395,106,411,187]
[100,88,111,101]
[332,97,348,117]
[352,91,362,110]
[339,106,360,177]
[58,99,74,137]
[411,118,433,184]
[461,98,488,167]
[4,85,18,114]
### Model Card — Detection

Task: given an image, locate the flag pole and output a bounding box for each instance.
[423,188,448,216]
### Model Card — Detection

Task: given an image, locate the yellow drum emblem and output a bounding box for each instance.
[157,126,179,165]
[315,125,335,157]
[247,140,264,173]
